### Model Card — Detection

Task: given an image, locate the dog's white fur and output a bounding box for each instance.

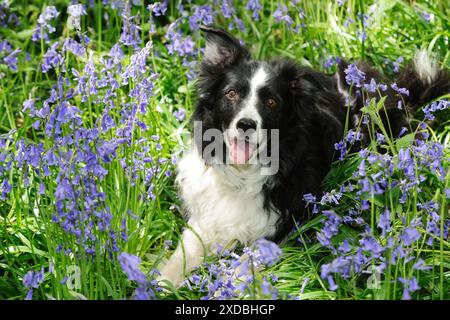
[158,148,278,287]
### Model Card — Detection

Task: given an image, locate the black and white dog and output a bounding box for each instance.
[158,26,449,287]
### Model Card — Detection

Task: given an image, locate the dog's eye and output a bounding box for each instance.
[266,98,278,108]
[225,89,238,101]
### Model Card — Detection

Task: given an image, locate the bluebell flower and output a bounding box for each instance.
[393,56,404,72]
[412,259,431,271]
[165,23,196,57]
[334,140,346,160]
[221,0,232,18]
[23,267,45,300]
[1,179,11,200]
[378,209,391,238]
[324,56,337,69]
[364,78,377,93]
[1,46,20,71]
[254,239,282,267]
[398,127,408,137]
[422,100,449,121]
[398,277,419,300]
[149,1,168,17]
[246,0,263,21]
[401,227,421,246]
[63,38,85,57]
[359,236,384,258]
[344,64,366,87]
[189,5,214,31]
[22,99,36,117]
[303,193,316,204]
[421,12,433,22]
[273,4,294,29]
[376,132,385,144]
[320,190,343,205]
[391,82,409,96]
[173,108,186,121]
[317,210,342,248]
[357,12,369,27]
[67,4,86,30]
[344,18,354,28]
[357,30,367,43]
[32,6,59,42]
[346,129,362,144]
[41,42,64,73]
[118,252,147,286]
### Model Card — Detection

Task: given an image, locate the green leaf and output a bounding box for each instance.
[396,133,415,150]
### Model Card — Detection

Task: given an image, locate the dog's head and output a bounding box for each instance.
[193,26,343,172]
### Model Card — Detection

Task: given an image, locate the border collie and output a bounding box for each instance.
[158,26,449,287]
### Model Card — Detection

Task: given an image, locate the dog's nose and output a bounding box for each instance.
[236,118,257,131]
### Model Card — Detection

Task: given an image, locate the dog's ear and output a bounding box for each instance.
[200,26,250,68]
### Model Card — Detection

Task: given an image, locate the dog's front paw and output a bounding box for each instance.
[157,263,184,289]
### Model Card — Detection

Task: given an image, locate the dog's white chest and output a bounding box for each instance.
[176,150,278,246]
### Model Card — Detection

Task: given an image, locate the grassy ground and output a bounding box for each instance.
[0,0,449,300]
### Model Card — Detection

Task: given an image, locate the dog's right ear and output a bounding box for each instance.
[200,26,250,68]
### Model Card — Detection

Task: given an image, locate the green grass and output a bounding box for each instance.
[0,0,449,300]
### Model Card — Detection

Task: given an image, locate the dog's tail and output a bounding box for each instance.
[396,49,449,114]
[334,50,449,140]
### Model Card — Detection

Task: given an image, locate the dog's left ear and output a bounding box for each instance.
[200,26,250,68]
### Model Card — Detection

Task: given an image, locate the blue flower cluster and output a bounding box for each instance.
[182,239,282,300]
[314,124,449,299]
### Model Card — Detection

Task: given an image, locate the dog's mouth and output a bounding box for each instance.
[229,136,257,165]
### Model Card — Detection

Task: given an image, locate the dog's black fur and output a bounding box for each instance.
[193,26,449,242]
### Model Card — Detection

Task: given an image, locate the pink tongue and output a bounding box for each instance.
[230,139,254,164]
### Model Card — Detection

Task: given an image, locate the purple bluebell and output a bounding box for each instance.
[119,11,142,49]
[23,267,45,300]
[149,1,168,17]
[254,238,282,266]
[391,82,409,96]
[189,5,214,31]
[421,12,432,22]
[423,100,449,121]
[63,38,85,57]
[41,42,64,73]
[32,6,59,42]
[344,18,354,28]
[118,252,147,286]
[364,78,377,93]
[165,23,196,57]
[1,45,20,71]
[344,64,366,87]
[378,209,391,238]
[317,210,342,248]
[303,193,316,204]
[273,4,294,29]
[221,0,232,18]
[246,0,263,21]
[67,4,86,30]
[334,140,346,161]
[393,56,404,72]
[173,108,186,121]
[398,277,419,300]
[401,227,421,246]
